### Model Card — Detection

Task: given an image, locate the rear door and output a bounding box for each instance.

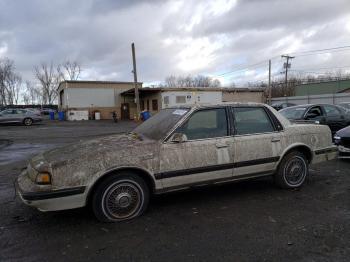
[159,107,234,189]
[231,106,283,177]
[322,104,347,133]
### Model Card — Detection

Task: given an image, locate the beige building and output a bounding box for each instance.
[58,81,266,120]
[58,80,142,120]
[122,87,266,116]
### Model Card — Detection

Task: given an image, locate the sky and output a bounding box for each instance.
[1,0,350,87]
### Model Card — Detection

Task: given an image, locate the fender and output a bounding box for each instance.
[84,165,159,205]
[275,142,313,168]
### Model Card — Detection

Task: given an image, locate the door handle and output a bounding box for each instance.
[271,138,280,143]
[216,143,228,148]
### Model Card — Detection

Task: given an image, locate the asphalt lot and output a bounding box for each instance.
[0,120,349,261]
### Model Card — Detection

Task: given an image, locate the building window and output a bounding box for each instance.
[176,96,186,104]
[152,99,158,111]
[164,96,169,105]
[140,100,145,111]
[147,100,150,110]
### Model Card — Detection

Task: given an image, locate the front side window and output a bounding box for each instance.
[305,106,323,119]
[176,108,228,140]
[233,107,275,135]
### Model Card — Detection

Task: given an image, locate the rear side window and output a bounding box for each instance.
[233,107,275,135]
[323,105,341,117]
[176,108,228,140]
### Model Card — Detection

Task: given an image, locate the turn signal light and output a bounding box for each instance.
[36,173,51,185]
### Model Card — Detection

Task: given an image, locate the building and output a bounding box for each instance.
[58,80,142,120]
[121,87,265,116]
[58,80,265,120]
[295,79,350,96]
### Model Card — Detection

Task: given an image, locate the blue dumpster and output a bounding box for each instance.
[58,111,65,121]
[141,111,151,121]
[49,111,55,120]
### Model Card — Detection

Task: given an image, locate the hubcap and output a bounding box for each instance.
[25,119,32,125]
[102,181,143,220]
[284,157,306,185]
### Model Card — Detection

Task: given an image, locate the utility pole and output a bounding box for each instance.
[268,59,271,105]
[281,55,294,95]
[131,43,140,120]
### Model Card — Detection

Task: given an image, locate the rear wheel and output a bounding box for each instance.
[92,173,150,222]
[275,151,308,189]
[23,118,33,126]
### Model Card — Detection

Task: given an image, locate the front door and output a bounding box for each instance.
[231,106,283,177]
[121,103,130,120]
[159,107,234,189]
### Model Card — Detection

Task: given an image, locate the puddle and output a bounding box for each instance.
[0,143,58,166]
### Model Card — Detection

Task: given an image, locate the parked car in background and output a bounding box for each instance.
[25,108,41,115]
[0,108,42,126]
[17,103,337,222]
[40,108,57,115]
[279,104,350,134]
[338,102,350,111]
[334,126,350,159]
[271,102,296,111]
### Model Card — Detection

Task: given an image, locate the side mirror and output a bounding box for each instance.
[171,133,187,143]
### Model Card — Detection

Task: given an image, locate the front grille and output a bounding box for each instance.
[27,163,38,182]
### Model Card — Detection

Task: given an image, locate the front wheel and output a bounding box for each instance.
[23,118,33,126]
[92,173,150,222]
[275,151,309,189]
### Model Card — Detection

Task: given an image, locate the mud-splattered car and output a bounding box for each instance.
[16,103,337,222]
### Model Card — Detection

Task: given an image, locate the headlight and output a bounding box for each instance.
[334,135,341,140]
[35,172,51,185]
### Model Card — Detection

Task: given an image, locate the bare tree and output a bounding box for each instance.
[164,75,221,87]
[6,73,22,104]
[57,61,81,80]
[24,80,41,104]
[0,58,22,105]
[34,62,61,104]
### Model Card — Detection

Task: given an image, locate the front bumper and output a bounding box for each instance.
[338,145,350,159]
[16,170,87,212]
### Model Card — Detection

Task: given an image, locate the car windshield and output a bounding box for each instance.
[280,107,306,120]
[132,108,189,140]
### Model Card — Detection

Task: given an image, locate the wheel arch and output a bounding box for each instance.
[278,143,313,165]
[86,166,156,206]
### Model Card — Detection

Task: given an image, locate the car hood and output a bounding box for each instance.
[336,126,350,137]
[30,133,157,171]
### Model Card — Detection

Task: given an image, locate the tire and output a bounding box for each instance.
[274,151,309,189]
[23,118,33,126]
[92,173,150,222]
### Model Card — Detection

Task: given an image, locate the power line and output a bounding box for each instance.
[215,45,350,78]
[290,45,350,55]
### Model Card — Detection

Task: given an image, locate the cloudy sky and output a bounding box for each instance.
[1,0,350,86]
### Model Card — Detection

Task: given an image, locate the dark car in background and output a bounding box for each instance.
[271,102,296,111]
[279,104,350,134]
[334,126,350,159]
[338,102,350,111]
[0,108,42,126]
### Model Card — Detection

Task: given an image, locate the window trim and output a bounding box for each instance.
[164,106,230,143]
[230,106,281,137]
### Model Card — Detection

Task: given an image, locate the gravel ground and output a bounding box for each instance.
[0,120,349,262]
